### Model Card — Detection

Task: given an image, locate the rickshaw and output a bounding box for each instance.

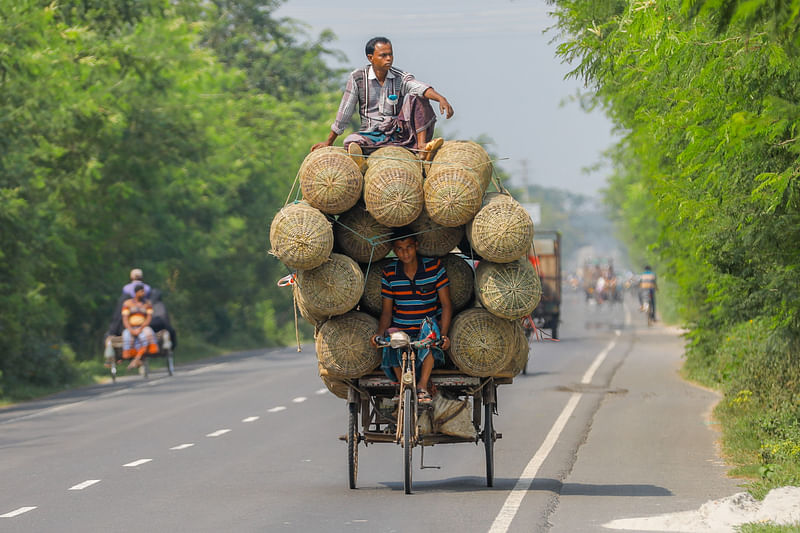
[328,322,511,494]
[104,330,174,382]
[103,288,176,382]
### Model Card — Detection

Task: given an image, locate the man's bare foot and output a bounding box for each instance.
[127,358,142,370]
[347,142,366,172]
[420,137,443,162]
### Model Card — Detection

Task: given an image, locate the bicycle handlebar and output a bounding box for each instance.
[374,335,444,349]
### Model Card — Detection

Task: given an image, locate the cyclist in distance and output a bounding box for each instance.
[639,265,657,320]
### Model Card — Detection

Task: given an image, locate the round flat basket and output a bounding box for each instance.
[449,308,515,377]
[440,254,475,312]
[410,210,464,257]
[499,320,529,377]
[316,312,381,378]
[475,258,542,319]
[430,140,492,192]
[467,195,534,263]
[423,166,483,227]
[359,258,393,317]
[363,167,424,227]
[299,147,363,215]
[269,202,333,270]
[334,203,392,263]
[296,253,364,318]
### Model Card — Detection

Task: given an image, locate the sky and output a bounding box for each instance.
[275,0,617,197]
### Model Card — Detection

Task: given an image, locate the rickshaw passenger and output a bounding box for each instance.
[121,284,158,369]
[370,228,453,404]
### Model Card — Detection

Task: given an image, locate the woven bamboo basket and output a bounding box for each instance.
[269,202,333,270]
[440,254,475,312]
[423,166,483,227]
[299,147,363,215]
[499,320,529,377]
[319,366,350,399]
[359,258,393,317]
[293,283,327,328]
[366,146,420,171]
[363,170,424,227]
[430,140,492,192]
[475,258,542,319]
[467,195,534,263]
[334,203,392,263]
[316,311,381,378]
[295,253,364,318]
[410,210,464,257]
[448,308,515,377]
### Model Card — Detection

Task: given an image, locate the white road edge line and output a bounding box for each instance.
[186,362,231,376]
[242,416,260,423]
[580,340,617,385]
[268,406,287,413]
[123,459,152,467]
[69,479,101,491]
[1,507,37,518]
[206,429,231,437]
[170,443,195,450]
[488,337,618,533]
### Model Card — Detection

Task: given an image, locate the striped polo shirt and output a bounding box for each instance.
[381,257,450,334]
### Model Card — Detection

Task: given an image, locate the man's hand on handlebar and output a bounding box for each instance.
[440,335,450,351]
[370,334,384,349]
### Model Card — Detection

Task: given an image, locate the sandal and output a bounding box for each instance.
[417,389,432,404]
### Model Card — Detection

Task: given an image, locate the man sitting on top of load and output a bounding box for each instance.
[311,36,454,165]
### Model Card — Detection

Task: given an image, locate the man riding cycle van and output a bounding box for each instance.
[638,265,657,317]
[370,227,453,404]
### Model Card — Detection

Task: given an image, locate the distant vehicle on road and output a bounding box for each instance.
[530,231,562,340]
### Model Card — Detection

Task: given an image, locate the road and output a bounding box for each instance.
[0,292,741,532]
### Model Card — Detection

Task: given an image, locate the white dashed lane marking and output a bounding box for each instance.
[268,406,286,413]
[170,443,195,450]
[69,480,100,491]
[292,397,307,403]
[315,388,327,395]
[1,507,37,518]
[242,416,259,423]
[206,429,231,437]
[123,459,152,467]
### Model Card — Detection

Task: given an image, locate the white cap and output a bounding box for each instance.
[130,268,143,280]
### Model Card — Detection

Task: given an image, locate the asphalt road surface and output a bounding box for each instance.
[1,291,742,532]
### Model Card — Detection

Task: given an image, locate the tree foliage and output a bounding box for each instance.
[547,0,800,480]
[0,0,339,392]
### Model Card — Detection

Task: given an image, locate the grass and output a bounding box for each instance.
[680,319,800,533]
[736,524,800,532]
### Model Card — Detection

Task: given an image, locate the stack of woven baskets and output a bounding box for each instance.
[269,141,541,396]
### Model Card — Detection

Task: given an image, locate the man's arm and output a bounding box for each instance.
[437,285,452,350]
[423,87,454,119]
[311,130,339,152]
[371,297,394,348]
[311,73,358,151]
[140,304,153,329]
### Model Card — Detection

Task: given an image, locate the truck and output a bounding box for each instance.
[530,230,562,340]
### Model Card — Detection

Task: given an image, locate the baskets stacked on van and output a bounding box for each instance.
[269,141,541,389]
